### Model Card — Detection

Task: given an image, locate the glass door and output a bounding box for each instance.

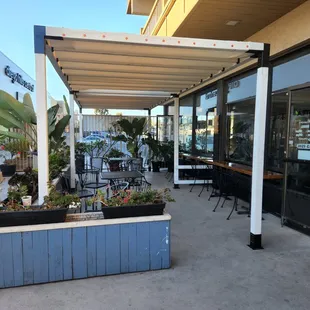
[282,87,310,228]
[156,115,174,142]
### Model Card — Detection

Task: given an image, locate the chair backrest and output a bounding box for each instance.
[129,158,143,172]
[109,182,129,199]
[91,157,103,171]
[60,173,73,192]
[131,179,152,192]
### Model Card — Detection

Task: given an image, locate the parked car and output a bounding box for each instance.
[81,135,105,144]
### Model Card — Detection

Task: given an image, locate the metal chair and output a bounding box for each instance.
[212,169,238,220]
[130,178,152,192]
[189,159,213,197]
[108,181,130,199]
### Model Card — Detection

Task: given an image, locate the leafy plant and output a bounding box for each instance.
[2,185,28,210]
[44,184,80,209]
[4,140,30,159]
[112,118,147,158]
[0,91,71,153]
[49,147,70,180]
[107,148,124,158]
[95,109,109,115]
[9,167,38,197]
[91,188,174,207]
[75,142,87,156]
[0,91,37,144]
[160,141,174,163]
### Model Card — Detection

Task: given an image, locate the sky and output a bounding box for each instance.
[0,0,162,115]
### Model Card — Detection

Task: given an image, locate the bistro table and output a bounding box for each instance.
[101,170,144,184]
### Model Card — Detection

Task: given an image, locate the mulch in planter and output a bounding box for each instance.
[0,206,68,227]
[102,203,165,219]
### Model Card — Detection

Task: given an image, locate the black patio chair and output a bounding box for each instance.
[212,169,238,220]
[189,159,213,197]
[77,165,109,193]
[60,173,94,213]
[108,182,130,199]
[130,178,152,192]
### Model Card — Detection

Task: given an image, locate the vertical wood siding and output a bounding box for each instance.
[0,220,170,288]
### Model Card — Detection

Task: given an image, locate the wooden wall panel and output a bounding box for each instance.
[0,219,171,288]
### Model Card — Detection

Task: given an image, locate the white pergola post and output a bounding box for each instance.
[249,66,269,250]
[69,93,76,189]
[173,97,180,188]
[35,26,49,204]
[79,108,83,141]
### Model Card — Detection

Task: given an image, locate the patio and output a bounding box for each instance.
[1,172,310,310]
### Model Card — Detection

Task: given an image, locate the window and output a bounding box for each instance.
[179,95,194,153]
[195,88,217,157]
[267,92,288,171]
[273,53,310,92]
[226,98,255,164]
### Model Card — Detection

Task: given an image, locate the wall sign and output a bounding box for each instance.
[4,66,34,92]
[205,80,241,100]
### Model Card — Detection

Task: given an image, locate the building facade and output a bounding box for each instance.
[127,0,310,231]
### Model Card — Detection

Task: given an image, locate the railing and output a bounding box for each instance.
[142,0,169,35]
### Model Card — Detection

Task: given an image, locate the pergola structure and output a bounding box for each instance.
[34,25,270,249]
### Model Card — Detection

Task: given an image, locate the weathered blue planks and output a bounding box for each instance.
[48,229,63,282]
[120,224,129,273]
[136,222,150,272]
[106,225,121,275]
[62,229,72,280]
[150,221,170,270]
[11,233,24,286]
[22,231,34,285]
[33,231,48,283]
[0,217,171,288]
[87,226,97,277]
[96,225,106,276]
[72,227,87,279]
[128,223,137,272]
[1,234,14,288]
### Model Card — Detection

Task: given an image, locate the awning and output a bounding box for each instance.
[44,26,265,109]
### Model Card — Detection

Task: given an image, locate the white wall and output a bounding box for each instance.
[0,51,36,109]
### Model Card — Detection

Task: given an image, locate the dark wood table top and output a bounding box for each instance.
[179,153,283,180]
[101,171,143,180]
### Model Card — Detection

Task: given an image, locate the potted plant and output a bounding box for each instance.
[161,141,174,172]
[8,167,38,201]
[92,188,174,219]
[0,141,19,177]
[145,134,163,172]
[49,147,70,180]
[112,118,147,158]
[75,142,87,170]
[0,184,80,227]
[107,148,125,171]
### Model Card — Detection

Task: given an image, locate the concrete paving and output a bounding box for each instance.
[1,172,310,310]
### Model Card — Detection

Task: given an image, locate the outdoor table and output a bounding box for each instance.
[179,153,283,180]
[200,159,283,180]
[108,157,133,162]
[101,170,144,181]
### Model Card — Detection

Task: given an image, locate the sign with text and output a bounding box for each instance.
[4,66,34,92]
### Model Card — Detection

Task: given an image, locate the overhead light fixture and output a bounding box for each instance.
[226,20,240,26]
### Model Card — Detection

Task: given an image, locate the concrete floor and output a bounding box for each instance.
[1,172,310,310]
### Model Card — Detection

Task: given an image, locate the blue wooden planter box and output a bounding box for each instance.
[0,213,171,288]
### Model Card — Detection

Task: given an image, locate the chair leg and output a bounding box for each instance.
[198,180,205,197]
[213,195,222,212]
[220,196,227,208]
[227,197,237,220]
[208,188,215,201]
[190,177,196,192]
